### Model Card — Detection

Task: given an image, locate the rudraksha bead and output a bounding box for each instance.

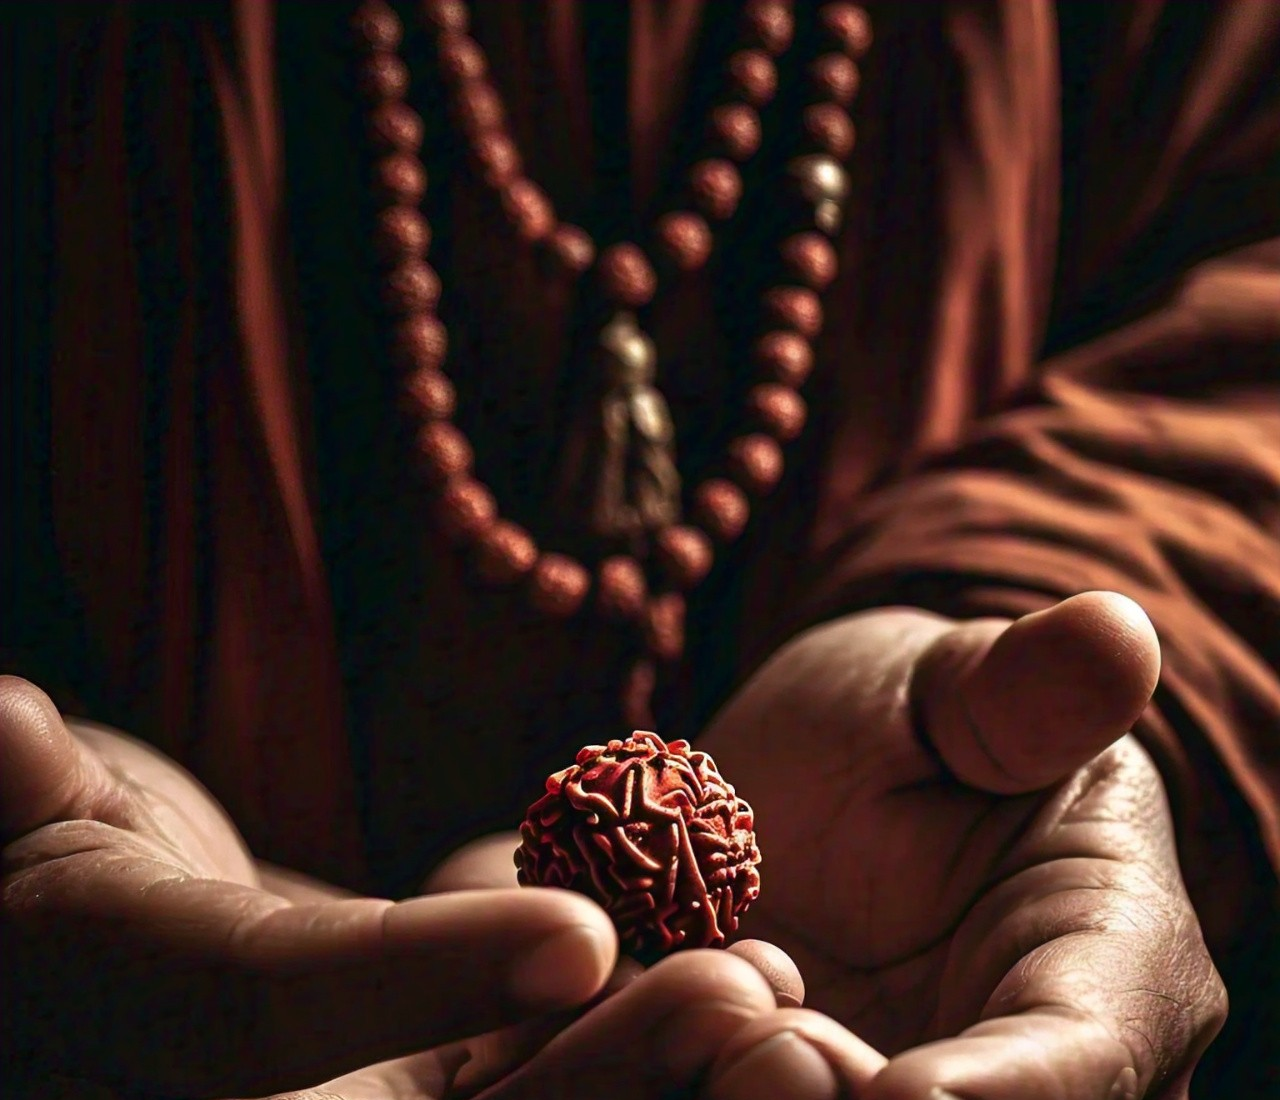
[373,153,428,204]
[645,592,686,662]
[393,314,448,372]
[690,160,742,221]
[472,132,522,186]
[374,206,431,262]
[502,180,555,242]
[598,243,658,308]
[383,260,442,312]
[656,526,715,589]
[819,3,873,57]
[810,54,859,104]
[529,554,592,617]
[438,34,487,82]
[729,434,785,494]
[474,521,538,585]
[351,1,402,52]
[401,368,456,420]
[762,287,823,337]
[422,0,469,34]
[708,104,762,161]
[747,383,808,440]
[358,52,410,101]
[597,555,648,620]
[437,478,497,542]
[743,0,795,54]
[780,233,838,289]
[754,331,814,386]
[368,102,424,153]
[547,224,596,275]
[454,80,505,132]
[695,479,750,542]
[803,104,856,159]
[416,421,473,483]
[655,212,713,272]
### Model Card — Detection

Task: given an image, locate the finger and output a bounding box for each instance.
[473,948,779,1100]
[420,830,523,893]
[705,1009,888,1100]
[910,591,1161,794]
[0,676,119,839]
[727,939,806,1007]
[7,863,618,1098]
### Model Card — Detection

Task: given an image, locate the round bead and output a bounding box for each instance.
[655,212,713,272]
[644,592,686,663]
[454,80,505,132]
[743,0,795,54]
[819,3,873,57]
[762,287,823,337]
[690,159,742,221]
[547,224,596,275]
[438,34,487,82]
[729,434,785,495]
[373,153,427,204]
[393,314,448,371]
[368,102,424,153]
[597,555,648,620]
[351,1,402,51]
[502,179,555,243]
[383,260,441,313]
[804,104,856,158]
[416,421,473,483]
[780,233,839,289]
[707,104,761,161]
[401,368,456,420]
[374,206,431,262]
[754,331,814,386]
[422,0,469,34]
[747,383,808,440]
[810,54,859,104]
[598,243,657,308]
[358,52,410,101]
[728,50,777,106]
[474,521,538,585]
[472,132,522,187]
[437,478,497,543]
[529,554,592,617]
[655,526,714,589]
[695,478,750,542]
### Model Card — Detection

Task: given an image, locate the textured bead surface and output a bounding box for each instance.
[729,434,785,494]
[416,421,473,482]
[373,154,428,204]
[352,1,402,51]
[368,102,424,153]
[383,260,442,312]
[502,180,555,242]
[472,132,522,186]
[529,554,592,617]
[374,206,431,262]
[748,383,808,440]
[744,0,795,54]
[754,331,814,386]
[474,521,538,585]
[454,80,505,132]
[599,243,658,307]
[437,478,497,542]
[401,368,456,420]
[645,593,687,662]
[422,0,469,34]
[762,287,823,337]
[708,104,761,161]
[656,526,715,589]
[819,3,873,57]
[438,34,487,82]
[810,54,859,104]
[728,50,778,106]
[780,233,838,289]
[547,224,597,275]
[359,52,410,100]
[393,314,448,371]
[655,212,713,272]
[597,555,648,620]
[695,479,750,542]
[804,104,856,158]
[690,160,742,221]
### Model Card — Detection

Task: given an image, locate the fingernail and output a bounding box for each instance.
[707,1031,840,1100]
[509,924,612,1007]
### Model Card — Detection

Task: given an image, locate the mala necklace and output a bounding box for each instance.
[350,0,872,722]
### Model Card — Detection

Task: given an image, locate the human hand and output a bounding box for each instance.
[695,592,1227,1099]
[0,677,807,1100]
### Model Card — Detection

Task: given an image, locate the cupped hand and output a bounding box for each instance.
[695,592,1227,1099]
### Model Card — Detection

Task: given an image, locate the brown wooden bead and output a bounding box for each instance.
[358,52,410,101]
[656,525,714,589]
[393,314,448,371]
[690,159,742,221]
[351,1,402,51]
[748,383,808,440]
[754,331,814,386]
[729,434,785,494]
[474,521,538,585]
[472,132,522,187]
[804,103,856,158]
[598,243,657,308]
[383,260,441,313]
[810,54,859,104]
[437,478,496,543]
[438,34,487,82]
[597,555,648,620]
[416,421,473,483]
[644,592,686,663]
[374,206,431,262]
[547,224,596,275]
[422,0,469,34]
[529,554,591,617]
[695,478,750,542]
[819,3,873,57]
[502,180,555,243]
[373,153,427,204]
[368,103,424,153]
[744,0,794,54]
[656,212,713,272]
[401,368,456,420]
[728,50,777,106]
[762,287,823,337]
[454,80,505,132]
[708,104,761,161]
[780,233,838,289]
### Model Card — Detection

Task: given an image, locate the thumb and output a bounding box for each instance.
[909,591,1161,794]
